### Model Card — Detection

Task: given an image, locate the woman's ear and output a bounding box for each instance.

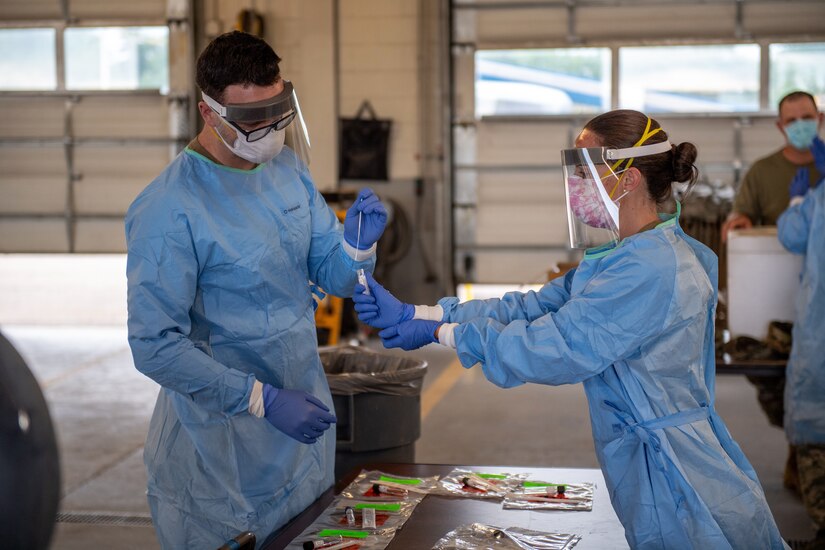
[621,167,644,193]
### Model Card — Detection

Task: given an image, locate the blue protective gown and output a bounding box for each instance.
[125,146,374,549]
[778,179,825,445]
[440,209,787,549]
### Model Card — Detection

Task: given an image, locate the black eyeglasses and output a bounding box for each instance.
[225,111,296,143]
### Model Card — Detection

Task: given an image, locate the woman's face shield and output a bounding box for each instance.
[202,80,311,167]
[561,147,621,249]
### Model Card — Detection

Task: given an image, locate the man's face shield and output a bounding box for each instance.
[202,80,311,166]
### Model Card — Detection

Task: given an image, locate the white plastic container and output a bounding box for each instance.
[727,227,802,339]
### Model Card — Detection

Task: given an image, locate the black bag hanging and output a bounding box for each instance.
[339,100,392,181]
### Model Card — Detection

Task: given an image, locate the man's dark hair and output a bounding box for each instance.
[778,90,818,113]
[196,31,281,103]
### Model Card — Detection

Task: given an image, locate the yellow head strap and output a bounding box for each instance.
[608,116,662,197]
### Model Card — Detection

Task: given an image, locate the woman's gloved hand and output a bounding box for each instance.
[379,320,442,351]
[352,271,414,329]
[262,384,336,444]
[343,188,388,250]
[790,167,810,199]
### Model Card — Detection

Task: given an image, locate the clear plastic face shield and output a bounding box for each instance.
[561,140,672,249]
[202,80,311,166]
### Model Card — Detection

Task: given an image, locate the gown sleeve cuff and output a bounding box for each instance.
[342,238,377,261]
[248,380,265,418]
[414,304,444,321]
[789,196,806,207]
[438,322,458,349]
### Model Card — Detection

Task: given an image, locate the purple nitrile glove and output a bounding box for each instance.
[379,320,442,351]
[790,167,809,199]
[352,271,414,329]
[262,384,336,444]
[343,188,388,250]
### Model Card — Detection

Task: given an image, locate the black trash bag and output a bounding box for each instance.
[339,101,391,181]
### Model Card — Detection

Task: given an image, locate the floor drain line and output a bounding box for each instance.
[56,511,154,527]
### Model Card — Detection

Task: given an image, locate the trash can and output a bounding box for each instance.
[320,345,427,482]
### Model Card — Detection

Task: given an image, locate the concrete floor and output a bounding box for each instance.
[1,324,815,549]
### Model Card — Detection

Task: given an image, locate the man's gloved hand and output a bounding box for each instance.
[379,320,442,351]
[262,385,336,444]
[343,188,388,250]
[811,136,825,175]
[790,167,810,199]
[352,271,414,329]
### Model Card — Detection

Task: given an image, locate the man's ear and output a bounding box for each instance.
[198,101,218,128]
[776,117,787,137]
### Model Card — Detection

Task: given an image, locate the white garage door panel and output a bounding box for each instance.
[0,0,60,19]
[0,177,67,214]
[476,203,567,246]
[73,177,151,215]
[69,0,166,19]
[0,147,65,175]
[74,219,126,252]
[0,98,65,138]
[472,250,574,284]
[741,119,784,165]
[72,97,169,139]
[73,145,169,178]
[474,9,567,45]
[656,119,736,164]
[744,3,825,35]
[453,51,475,121]
[476,122,571,166]
[0,219,68,252]
[478,171,564,203]
[578,5,735,41]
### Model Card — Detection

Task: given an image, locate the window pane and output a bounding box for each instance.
[770,43,825,109]
[475,48,611,117]
[65,27,169,92]
[620,45,760,113]
[0,29,56,91]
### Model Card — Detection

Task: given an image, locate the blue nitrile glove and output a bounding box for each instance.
[352,271,414,329]
[379,320,442,351]
[262,384,336,444]
[343,188,388,250]
[790,167,809,199]
[812,136,825,175]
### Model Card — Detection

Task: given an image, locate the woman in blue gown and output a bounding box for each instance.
[355,110,788,549]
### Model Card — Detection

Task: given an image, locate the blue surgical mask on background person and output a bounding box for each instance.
[785,119,819,150]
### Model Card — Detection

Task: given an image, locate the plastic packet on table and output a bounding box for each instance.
[338,469,440,501]
[285,526,397,550]
[502,481,595,511]
[431,523,581,550]
[433,469,529,500]
[315,497,418,531]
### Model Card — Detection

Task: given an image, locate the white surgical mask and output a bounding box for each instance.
[214,120,285,164]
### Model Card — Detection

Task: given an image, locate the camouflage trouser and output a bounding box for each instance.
[746,374,786,428]
[797,444,825,531]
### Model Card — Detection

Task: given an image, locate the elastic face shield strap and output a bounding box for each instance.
[200,81,297,123]
[605,117,665,198]
[582,149,620,229]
